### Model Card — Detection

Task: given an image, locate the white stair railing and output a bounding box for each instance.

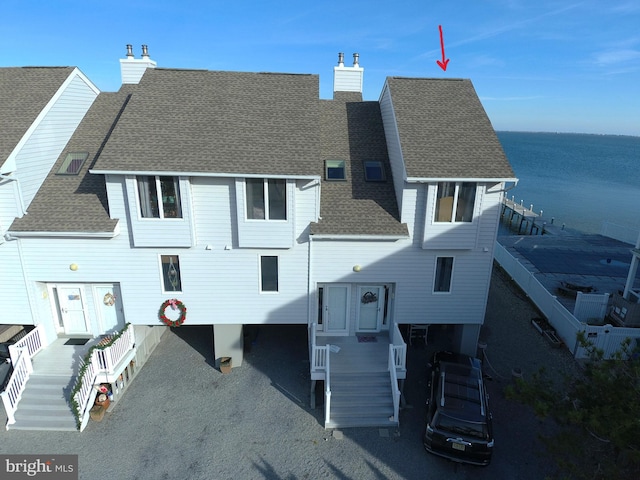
[324,346,332,428]
[391,323,407,371]
[8,324,45,366]
[0,348,33,427]
[388,345,401,424]
[71,324,135,430]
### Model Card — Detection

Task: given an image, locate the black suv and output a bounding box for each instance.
[424,351,494,466]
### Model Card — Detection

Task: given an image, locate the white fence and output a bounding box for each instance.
[494,243,640,359]
[574,292,609,322]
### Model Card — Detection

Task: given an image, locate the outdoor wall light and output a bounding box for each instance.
[69,263,78,271]
[353,265,362,272]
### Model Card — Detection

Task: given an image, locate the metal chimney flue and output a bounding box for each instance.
[126,44,134,58]
[338,52,344,66]
[141,45,149,58]
[353,53,359,66]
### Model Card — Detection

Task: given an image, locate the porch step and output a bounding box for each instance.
[8,374,77,432]
[326,372,397,429]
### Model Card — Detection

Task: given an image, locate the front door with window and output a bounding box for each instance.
[357,286,384,332]
[56,286,90,335]
[324,285,350,335]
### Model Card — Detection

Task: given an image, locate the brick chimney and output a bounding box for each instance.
[120,44,156,85]
[333,52,363,97]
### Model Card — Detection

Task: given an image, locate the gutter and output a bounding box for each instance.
[310,233,408,241]
[6,222,120,239]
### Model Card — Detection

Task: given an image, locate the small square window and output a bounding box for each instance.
[161,255,182,292]
[364,160,385,181]
[260,256,279,292]
[56,152,88,175]
[325,160,346,181]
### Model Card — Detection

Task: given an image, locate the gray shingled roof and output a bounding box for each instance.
[0,67,74,165]
[386,77,515,180]
[310,98,407,236]
[9,89,131,233]
[93,68,321,176]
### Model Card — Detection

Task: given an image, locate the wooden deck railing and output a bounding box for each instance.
[1,324,46,428]
[72,324,135,430]
[310,323,328,374]
[388,345,401,424]
[391,324,407,371]
[324,345,332,428]
[8,324,45,366]
[0,348,33,427]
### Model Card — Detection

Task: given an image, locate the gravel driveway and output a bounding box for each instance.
[1,265,579,479]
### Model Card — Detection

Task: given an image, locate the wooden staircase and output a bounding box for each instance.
[8,374,76,431]
[325,340,398,428]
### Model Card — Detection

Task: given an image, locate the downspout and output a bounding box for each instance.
[0,173,26,217]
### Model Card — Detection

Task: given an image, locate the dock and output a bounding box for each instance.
[501,196,571,236]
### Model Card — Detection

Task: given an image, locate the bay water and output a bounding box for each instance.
[496,131,640,237]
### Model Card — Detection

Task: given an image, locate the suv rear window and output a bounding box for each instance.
[433,412,489,439]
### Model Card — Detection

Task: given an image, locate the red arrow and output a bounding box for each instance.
[436,25,450,71]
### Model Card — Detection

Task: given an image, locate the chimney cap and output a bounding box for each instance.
[126,44,134,58]
[337,52,344,66]
[353,53,359,66]
[141,45,149,58]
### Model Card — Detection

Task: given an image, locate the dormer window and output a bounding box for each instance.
[364,160,385,181]
[434,182,476,223]
[137,176,182,218]
[325,160,346,181]
[56,152,88,175]
[246,178,286,220]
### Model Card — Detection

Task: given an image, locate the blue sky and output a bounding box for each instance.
[1,0,639,136]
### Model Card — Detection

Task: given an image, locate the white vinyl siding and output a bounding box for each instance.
[379,82,407,215]
[12,73,98,209]
[311,239,492,326]
[235,178,295,248]
[422,183,483,250]
[125,176,193,247]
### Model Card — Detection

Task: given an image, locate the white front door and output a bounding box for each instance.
[324,285,350,335]
[357,286,384,332]
[93,284,125,333]
[56,286,90,335]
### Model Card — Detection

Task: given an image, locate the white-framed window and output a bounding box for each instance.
[325,160,346,181]
[246,178,287,220]
[137,176,182,218]
[434,256,454,293]
[434,182,476,223]
[260,256,279,292]
[160,255,182,293]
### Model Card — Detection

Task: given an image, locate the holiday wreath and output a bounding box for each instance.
[159,299,187,327]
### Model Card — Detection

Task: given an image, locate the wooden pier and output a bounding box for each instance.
[501,196,571,236]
